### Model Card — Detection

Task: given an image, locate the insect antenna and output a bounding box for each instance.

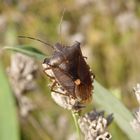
[58,9,66,46]
[18,35,54,49]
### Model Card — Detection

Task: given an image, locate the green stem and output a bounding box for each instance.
[72,111,81,140]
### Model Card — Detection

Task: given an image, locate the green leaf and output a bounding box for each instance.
[3,45,46,60]
[0,61,20,140]
[94,81,140,140]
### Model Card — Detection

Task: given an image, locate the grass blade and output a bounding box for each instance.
[0,61,20,140]
[2,46,46,60]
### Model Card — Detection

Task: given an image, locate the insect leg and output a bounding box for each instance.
[46,61,74,80]
[50,80,57,90]
[50,79,68,96]
[44,67,55,79]
[51,89,68,96]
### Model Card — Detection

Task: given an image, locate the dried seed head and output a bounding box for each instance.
[7,53,38,96]
[7,53,38,117]
[78,110,113,140]
[19,96,35,117]
[50,85,85,110]
[131,111,140,132]
[133,84,140,105]
[131,84,140,132]
[51,92,79,110]
[96,132,112,140]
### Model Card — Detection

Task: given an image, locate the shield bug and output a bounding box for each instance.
[18,36,95,110]
[42,41,94,110]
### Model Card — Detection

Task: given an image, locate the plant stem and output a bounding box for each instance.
[72,111,81,140]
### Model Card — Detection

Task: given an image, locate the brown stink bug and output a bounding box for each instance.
[18,36,95,110]
[42,41,94,110]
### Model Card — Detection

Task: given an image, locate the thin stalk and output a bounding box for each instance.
[71,111,81,140]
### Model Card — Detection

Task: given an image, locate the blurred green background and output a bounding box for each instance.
[0,0,140,140]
